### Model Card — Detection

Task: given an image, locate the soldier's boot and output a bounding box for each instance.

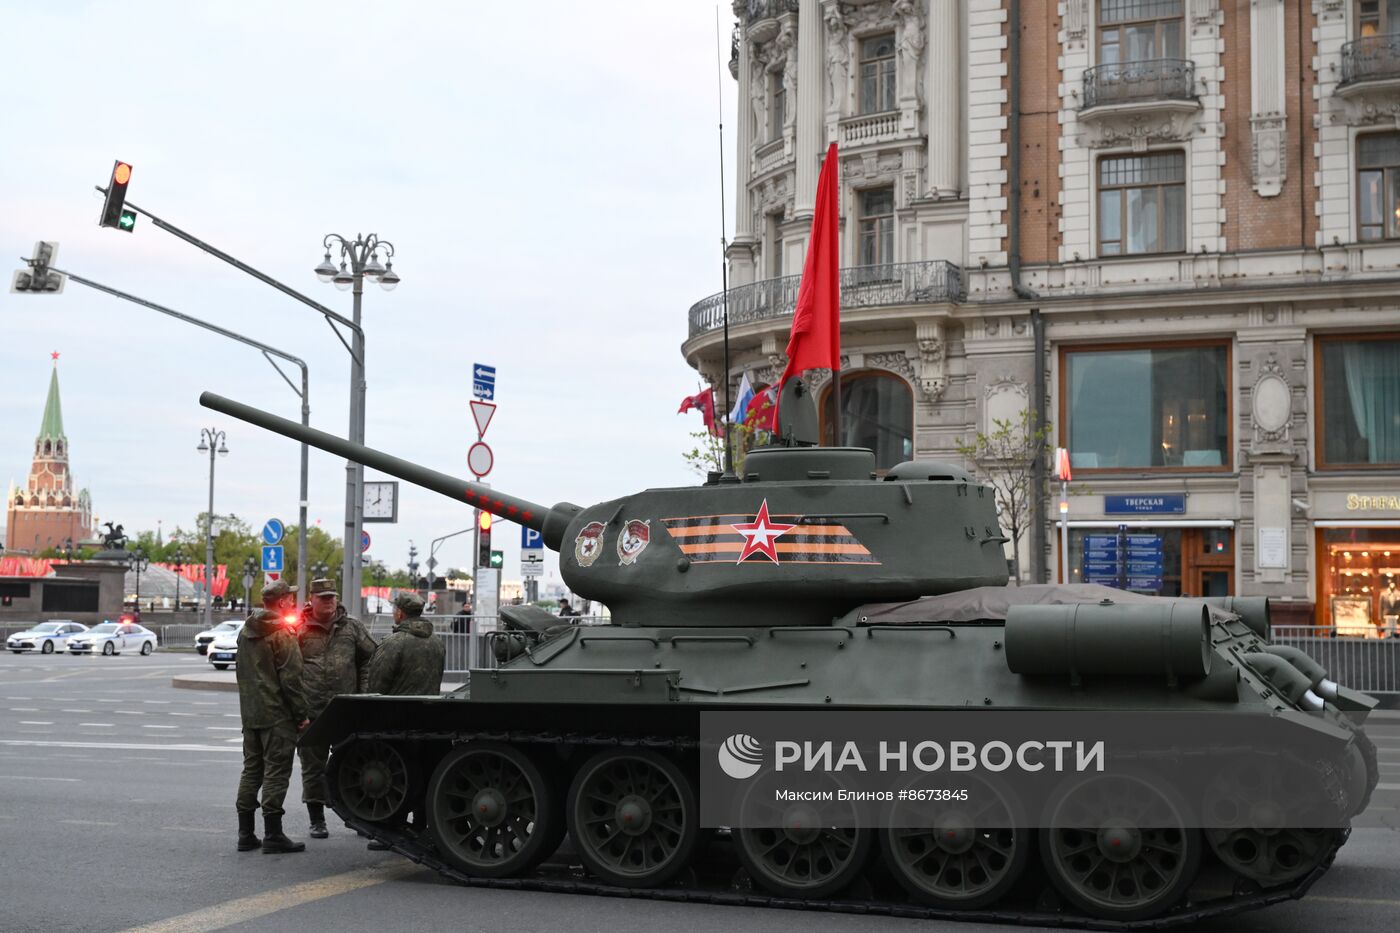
[261,814,306,854]
[307,803,329,839]
[236,810,261,852]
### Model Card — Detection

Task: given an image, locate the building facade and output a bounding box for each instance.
[6,360,95,554]
[683,0,1400,629]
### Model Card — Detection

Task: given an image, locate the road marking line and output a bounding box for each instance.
[19,721,54,726]
[144,700,171,704]
[61,709,93,713]
[206,727,240,731]
[1375,783,1400,791]
[1308,895,1400,907]
[60,819,117,826]
[115,862,422,933]
[0,774,79,781]
[79,723,113,728]
[142,725,178,730]
[10,707,38,712]
[160,825,222,834]
[0,739,239,753]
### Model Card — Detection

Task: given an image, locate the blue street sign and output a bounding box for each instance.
[261,545,284,573]
[1127,577,1165,590]
[1084,535,1119,550]
[361,530,372,553]
[521,527,543,550]
[472,363,496,401]
[1104,494,1186,514]
[261,518,284,546]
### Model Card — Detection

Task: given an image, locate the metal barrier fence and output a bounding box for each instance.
[160,624,207,648]
[1270,626,1400,695]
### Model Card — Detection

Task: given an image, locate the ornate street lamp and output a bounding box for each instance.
[197,428,228,627]
[172,547,187,611]
[128,547,150,611]
[242,555,257,610]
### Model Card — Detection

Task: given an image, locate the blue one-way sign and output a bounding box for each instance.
[472,363,496,401]
[521,527,543,550]
[261,518,284,546]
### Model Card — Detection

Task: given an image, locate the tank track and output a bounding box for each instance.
[327,730,1346,931]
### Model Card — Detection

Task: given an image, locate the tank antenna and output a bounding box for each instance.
[715,5,736,479]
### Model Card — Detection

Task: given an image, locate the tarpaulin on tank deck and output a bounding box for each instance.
[846,583,1163,624]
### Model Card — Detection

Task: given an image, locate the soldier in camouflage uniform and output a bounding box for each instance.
[235,580,310,854]
[364,591,446,849]
[297,578,376,839]
[368,592,446,696]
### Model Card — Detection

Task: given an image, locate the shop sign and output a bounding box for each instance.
[1104,494,1186,514]
[1346,494,1400,511]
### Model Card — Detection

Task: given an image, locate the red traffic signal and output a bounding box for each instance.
[99,160,133,230]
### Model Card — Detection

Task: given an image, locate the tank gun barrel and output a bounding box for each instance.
[199,392,579,549]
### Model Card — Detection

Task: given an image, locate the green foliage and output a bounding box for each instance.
[955,409,1054,581]
[680,420,770,478]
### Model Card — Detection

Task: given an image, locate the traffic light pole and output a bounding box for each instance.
[52,267,313,609]
[95,188,365,613]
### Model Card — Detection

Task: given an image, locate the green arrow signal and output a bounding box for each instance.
[118,210,136,231]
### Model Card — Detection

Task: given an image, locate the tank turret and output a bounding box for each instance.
[200,390,1010,625]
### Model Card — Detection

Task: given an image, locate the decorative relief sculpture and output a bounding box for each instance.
[824,3,849,111]
[778,22,798,132]
[914,320,947,403]
[1251,353,1293,446]
[894,0,925,105]
[1251,114,1287,197]
[750,59,768,143]
[1192,0,1217,26]
[1084,111,1195,151]
[1063,0,1089,43]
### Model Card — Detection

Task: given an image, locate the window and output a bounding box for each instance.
[858,187,895,267]
[1358,0,1400,37]
[1318,335,1400,467]
[1098,0,1183,63]
[1063,343,1230,470]
[859,34,897,113]
[1098,152,1185,255]
[767,212,784,278]
[821,373,914,470]
[1357,133,1400,240]
[769,70,785,140]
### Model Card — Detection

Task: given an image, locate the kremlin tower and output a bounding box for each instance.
[6,355,95,553]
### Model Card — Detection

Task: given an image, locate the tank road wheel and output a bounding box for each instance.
[1040,773,1201,921]
[1203,758,1341,886]
[335,739,410,822]
[881,776,1029,909]
[566,749,699,888]
[426,742,561,878]
[734,773,873,900]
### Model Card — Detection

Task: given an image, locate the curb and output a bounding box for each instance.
[172,673,238,692]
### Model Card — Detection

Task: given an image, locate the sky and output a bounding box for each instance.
[1,0,739,592]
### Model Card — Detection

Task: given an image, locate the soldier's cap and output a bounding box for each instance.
[261,580,293,604]
[393,592,426,616]
[309,578,339,599]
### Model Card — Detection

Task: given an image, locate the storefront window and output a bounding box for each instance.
[1320,529,1400,636]
[1318,336,1400,467]
[1063,343,1230,470]
[821,372,914,470]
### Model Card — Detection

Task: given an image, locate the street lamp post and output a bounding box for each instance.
[242,556,257,611]
[314,234,399,619]
[198,428,228,628]
[407,541,419,595]
[128,548,150,612]
[60,537,75,564]
[172,547,186,612]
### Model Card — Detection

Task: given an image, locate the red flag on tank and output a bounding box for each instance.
[678,386,722,436]
[744,385,779,432]
[778,142,841,398]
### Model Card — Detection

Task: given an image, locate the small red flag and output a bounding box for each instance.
[779,142,841,393]
[745,385,778,432]
[678,387,722,437]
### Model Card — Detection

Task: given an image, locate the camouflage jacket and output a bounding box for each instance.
[367,618,446,696]
[236,610,309,729]
[297,604,376,717]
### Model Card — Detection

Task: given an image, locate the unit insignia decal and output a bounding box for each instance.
[617,519,651,565]
[658,503,880,566]
[574,521,606,568]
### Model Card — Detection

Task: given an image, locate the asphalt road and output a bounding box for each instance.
[0,650,1397,933]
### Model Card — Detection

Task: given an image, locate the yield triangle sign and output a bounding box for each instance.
[470,400,496,437]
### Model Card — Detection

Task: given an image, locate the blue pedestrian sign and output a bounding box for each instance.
[261,518,284,546]
[472,363,496,401]
[521,527,543,550]
[261,545,284,573]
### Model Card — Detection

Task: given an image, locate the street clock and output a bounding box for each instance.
[363,480,399,522]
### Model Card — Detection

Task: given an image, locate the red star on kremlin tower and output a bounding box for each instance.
[731,499,797,564]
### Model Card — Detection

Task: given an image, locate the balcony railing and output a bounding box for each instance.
[1081,59,1196,110]
[687,261,963,338]
[1341,34,1400,86]
[741,0,799,22]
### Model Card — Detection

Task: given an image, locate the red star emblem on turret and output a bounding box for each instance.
[731,499,797,564]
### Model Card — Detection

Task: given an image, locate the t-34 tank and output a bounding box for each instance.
[202,387,1378,927]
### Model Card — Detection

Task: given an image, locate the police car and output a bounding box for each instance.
[207,633,239,670]
[7,621,88,654]
[67,621,158,656]
[194,620,244,655]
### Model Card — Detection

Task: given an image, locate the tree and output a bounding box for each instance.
[680,417,772,478]
[955,409,1053,584]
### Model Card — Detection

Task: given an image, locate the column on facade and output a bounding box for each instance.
[734,23,754,242]
[925,0,960,198]
[793,0,824,217]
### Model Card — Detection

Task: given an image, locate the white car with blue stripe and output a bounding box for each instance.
[7,621,88,654]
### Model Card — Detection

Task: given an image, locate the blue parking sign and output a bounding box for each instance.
[521,527,543,550]
[261,545,284,573]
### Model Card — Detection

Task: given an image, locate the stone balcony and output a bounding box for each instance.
[1077,59,1200,150]
[685,261,963,341]
[1341,34,1400,88]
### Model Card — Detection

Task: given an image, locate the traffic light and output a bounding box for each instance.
[489,550,504,569]
[10,242,65,294]
[99,160,135,231]
[477,510,492,568]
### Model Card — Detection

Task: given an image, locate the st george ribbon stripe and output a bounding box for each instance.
[661,513,879,564]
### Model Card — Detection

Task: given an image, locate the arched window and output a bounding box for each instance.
[820,371,914,469]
